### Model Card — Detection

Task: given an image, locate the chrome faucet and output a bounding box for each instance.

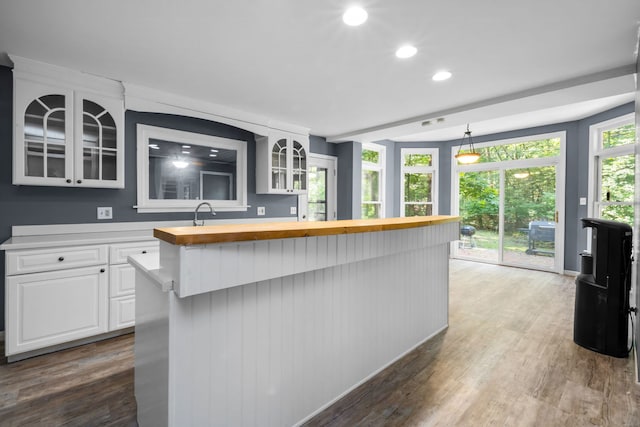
[193,202,216,226]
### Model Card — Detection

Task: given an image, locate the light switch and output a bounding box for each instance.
[290,206,297,215]
[257,206,265,216]
[97,207,113,220]
[579,197,587,206]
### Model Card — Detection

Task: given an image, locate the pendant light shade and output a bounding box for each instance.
[454,124,480,164]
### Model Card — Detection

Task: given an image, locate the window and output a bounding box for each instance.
[361,143,385,219]
[401,148,438,216]
[589,114,636,226]
[136,124,247,212]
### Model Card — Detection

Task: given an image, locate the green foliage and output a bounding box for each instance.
[362,149,379,164]
[602,124,635,149]
[403,154,432,166]
[471,138,561,163]
[459,171,500,230]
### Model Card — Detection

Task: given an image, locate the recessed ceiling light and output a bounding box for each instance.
[182,151,190,154]
[432,70,452,81]
[209,154,217,157]
[396,45,417,59]
[210,149,219,152]
[172,160,188,169]
[343,6,368,26]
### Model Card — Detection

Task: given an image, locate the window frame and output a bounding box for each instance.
[400,148,439,217]
[136,124,248,213]
[361,142,386,219]
[587,113,635,222]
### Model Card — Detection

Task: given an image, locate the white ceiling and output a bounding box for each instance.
[0,1,638,142]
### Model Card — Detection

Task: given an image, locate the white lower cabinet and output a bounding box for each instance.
[6,265,108,355]
[3,237,158,359]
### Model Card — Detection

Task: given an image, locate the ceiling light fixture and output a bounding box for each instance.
[396,45,417,59]
[172,160,189,169]
[343,6,368,26]
[454,124,481,164]
[432,70,452,81]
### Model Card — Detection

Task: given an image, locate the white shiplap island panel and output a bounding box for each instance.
[132,216,459,427]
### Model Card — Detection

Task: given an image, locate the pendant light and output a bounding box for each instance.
[454,124,481,164]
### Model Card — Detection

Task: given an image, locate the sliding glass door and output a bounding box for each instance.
[452,133,565,273]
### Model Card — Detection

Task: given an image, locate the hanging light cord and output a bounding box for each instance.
[456,124,476,156]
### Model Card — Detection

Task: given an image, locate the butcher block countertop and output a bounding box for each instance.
[154,215,461,246]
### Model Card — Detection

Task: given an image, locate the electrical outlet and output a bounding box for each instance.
[97,207,113,220]
[257,206,266,216]
[290,206,297,215]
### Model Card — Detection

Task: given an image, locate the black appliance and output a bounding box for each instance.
[574,218,632,357]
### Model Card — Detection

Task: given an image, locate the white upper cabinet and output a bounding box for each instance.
[256,131,309,194]
[12,56,124,188]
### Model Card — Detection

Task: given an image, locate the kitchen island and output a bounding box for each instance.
[130,216,460,426]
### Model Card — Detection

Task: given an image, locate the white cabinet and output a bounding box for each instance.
[12,56,124,188]
[2,234,158,360]
[256,132,309,194]
[108,241,159,331]
[6,263,109,356]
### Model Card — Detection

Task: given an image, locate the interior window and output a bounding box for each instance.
[136,124,247,212]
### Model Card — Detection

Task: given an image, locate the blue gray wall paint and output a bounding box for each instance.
[335,141,356,219]
[386,102,635,273]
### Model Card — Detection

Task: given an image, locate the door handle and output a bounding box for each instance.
[554,211,559,223]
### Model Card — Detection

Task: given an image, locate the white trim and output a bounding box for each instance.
[361,142,386,219]
[308,153,338,221]
[587,113,635,219]
[123,82,309,137]
[399,147,439,216]
[450,131,566,273]
[136,124,248,212]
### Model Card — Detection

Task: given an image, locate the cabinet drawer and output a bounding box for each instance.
[6,245,108,275]
[109,295,135,330]
[109,264,136,297]
[110,241,159,264]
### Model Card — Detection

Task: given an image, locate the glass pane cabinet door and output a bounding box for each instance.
[24,95,67,179]
[292,140,307,191]
[82,100,118,181]
[271,139,287,190]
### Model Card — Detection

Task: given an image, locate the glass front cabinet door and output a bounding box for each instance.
[256,132,309,194]
[13,78,124,188]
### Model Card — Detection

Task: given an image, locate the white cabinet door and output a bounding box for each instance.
[256,132,309,194]
[6,265,109,356]
[109,295,135,330]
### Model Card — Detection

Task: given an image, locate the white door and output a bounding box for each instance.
[306,154,337,221]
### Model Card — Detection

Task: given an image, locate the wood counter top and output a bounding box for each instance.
[153,215,460,246]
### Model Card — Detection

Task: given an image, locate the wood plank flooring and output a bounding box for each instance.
[0,260,638,426]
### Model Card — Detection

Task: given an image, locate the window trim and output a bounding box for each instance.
[135,124,248,213]
[400,148,439,217]
[361,142,386,219]
[587,113,635,219]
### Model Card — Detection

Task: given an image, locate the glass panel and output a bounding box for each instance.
[46,143,66,178]
[45,110,66,178]
[362,148,379,164]
[405,204,432,217]
[600,154,634,202]
[503,166,556,270]
[457,170,500,263]
[25,141,44,177]
[361,169,379,202]
[404,172,432,203]
[271,139,287,190]
[403,153,432,167]
[308,166,327,221]
[602,124,635,149]
[471,137,561,163]
[361,203,380,219]
[148,138,237,201]
[101,113,117,150]
[600,204,634,226]
[102,149,117,181]
[292,141,306,190]
[83,147,100,180]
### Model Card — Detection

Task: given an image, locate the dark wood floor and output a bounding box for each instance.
[1,260,639,426]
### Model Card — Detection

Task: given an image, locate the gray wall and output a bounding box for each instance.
[0,65,336,331]
[385,102,635,273]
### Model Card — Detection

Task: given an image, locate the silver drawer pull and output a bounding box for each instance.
[58,256,64,262]
[100,268,105,273]
[142,250,147,254]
